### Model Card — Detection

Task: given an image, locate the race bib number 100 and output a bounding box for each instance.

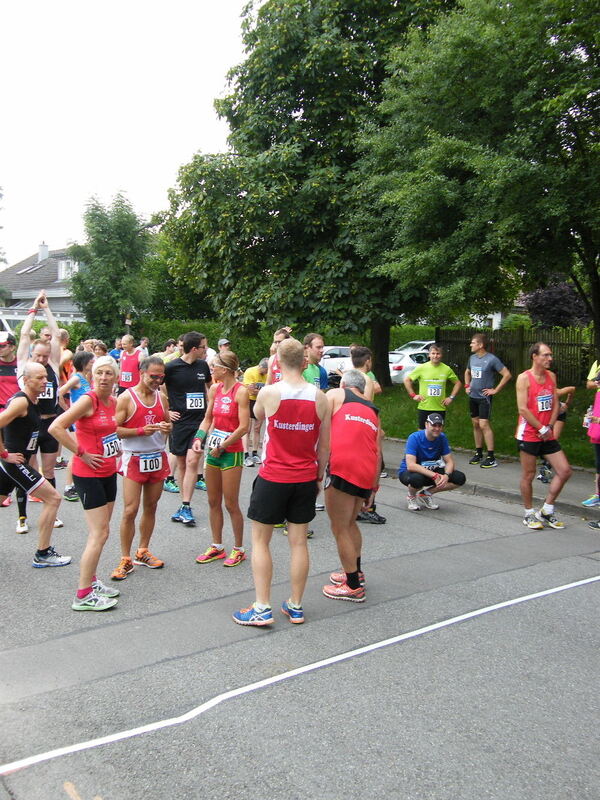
[139,451,162,473]
[186,392,204,410]
[102,433,122,458]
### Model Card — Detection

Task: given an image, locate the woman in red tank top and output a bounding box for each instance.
[49,356,122,612]
[192,351,250,567]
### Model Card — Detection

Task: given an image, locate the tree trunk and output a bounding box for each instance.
[370,319,391,387]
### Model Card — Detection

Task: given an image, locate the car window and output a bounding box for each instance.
[411,353,429,364]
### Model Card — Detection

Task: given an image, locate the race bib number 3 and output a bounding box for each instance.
[537,394,552,412]
[207,429,227,451]
[139,451,162,473]
[427,385,442,397]
[102,432,122,458]
[186,392,204,410]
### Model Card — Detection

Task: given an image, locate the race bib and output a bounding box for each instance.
[427,385,442,397]
[422,459,444,469]
[102,432,121,458]
[26,431,39,451]
[121,371,132,383]
[207,429,227,451]
[39,382,54,400]
[186,392,204,410]
[537,394,552,413]
[139,451,162,473]
[471,368,482,379]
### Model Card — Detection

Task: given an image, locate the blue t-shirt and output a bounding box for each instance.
[109,348,122,362]
[70,373,91,404]
[318,364,328,390]
[399,430,451,473]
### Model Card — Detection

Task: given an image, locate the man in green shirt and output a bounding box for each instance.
[403,344,462,428]
[302,333,327,389]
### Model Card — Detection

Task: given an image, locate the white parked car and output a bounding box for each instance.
[389,351,429,384]
[319,345,352,375]
[392,339,435,355]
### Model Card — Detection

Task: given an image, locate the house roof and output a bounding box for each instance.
[0,248,73,297]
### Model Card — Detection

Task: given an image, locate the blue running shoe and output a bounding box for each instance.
[171,505,184,522]
[281,600,304,624]
[232,604,273,626]
[582,494,600,507]
[195,479,207,491]
[179,505,196,526]
[164,479,179,493]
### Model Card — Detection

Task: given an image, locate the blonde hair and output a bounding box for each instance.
[92,355,119,377]
[213,351,239,372]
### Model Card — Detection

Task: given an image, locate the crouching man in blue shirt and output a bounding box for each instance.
[399,412,466,512]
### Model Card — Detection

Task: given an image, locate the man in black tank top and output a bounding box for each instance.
[0,362,70,567]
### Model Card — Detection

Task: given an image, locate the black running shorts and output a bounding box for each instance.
[169,420,200,456]
[0,459,45,496]
[516,439,562,457]
[247,475,317,525]
[469,397,493,420]
[72,473,118,510]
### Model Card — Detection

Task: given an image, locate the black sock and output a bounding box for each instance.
[346,571,361,590]
[182,501,190,507]
[17,489,27,518]
[252,450,257,456]
[167,475,174,482]
[36,548,50,556]
[487,451,494,459]
[244,452,249,458]
[476,447,483,457]
[197,474,204,482]
[48,477,56,489]
[357,556,362,573]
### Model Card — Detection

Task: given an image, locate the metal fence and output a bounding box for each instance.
[435,326,594,385]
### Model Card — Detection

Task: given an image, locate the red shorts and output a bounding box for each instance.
[121,450,169,484]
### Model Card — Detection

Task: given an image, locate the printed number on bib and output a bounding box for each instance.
[422,459,444,469]
[186,392,204,410]
[537,394,552,413]
[139,451,162,473]
[427,385,442,397]
[121,372,132,383]
[26,431,39,452]
[102,433,122,458]
[39,382,54,400]
[207,429,227,451]
[471,368,482,379]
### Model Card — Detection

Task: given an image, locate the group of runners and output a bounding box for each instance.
[0,293,592,623]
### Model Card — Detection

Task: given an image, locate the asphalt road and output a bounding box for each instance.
[1,462,599,800]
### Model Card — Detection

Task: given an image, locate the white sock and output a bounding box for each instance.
[542,503,554,515]
[525,508,534,516]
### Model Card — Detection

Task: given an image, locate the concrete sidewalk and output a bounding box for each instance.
[381,437,598,519]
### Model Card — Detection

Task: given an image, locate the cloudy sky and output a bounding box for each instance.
[0,0,250,265]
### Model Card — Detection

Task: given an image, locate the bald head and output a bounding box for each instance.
[23,361,47,380]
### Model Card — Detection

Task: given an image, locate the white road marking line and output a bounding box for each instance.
[2,573,599,776]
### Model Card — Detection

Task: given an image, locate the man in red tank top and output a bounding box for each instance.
[515,342,572,529]
[118,335,143,395]
[233,338,330,627]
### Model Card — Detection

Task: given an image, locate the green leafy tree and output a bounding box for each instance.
[69,195,152,341]
[350,0,600,340]
[164,0,454,381]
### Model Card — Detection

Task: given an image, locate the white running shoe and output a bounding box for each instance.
[407,495,420,512]
[418,492,440,510]
[53,518,64,528]
[16,516,28,534]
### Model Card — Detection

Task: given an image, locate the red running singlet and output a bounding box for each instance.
[330,389,379,490]
[211,382,243,452]
[260,381,320,483]
[515,370,555,442]
[72,392,120,478]
[119,351,140,390]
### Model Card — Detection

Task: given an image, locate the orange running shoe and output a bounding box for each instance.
[111,557,135,581]
[133,548,164,569]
